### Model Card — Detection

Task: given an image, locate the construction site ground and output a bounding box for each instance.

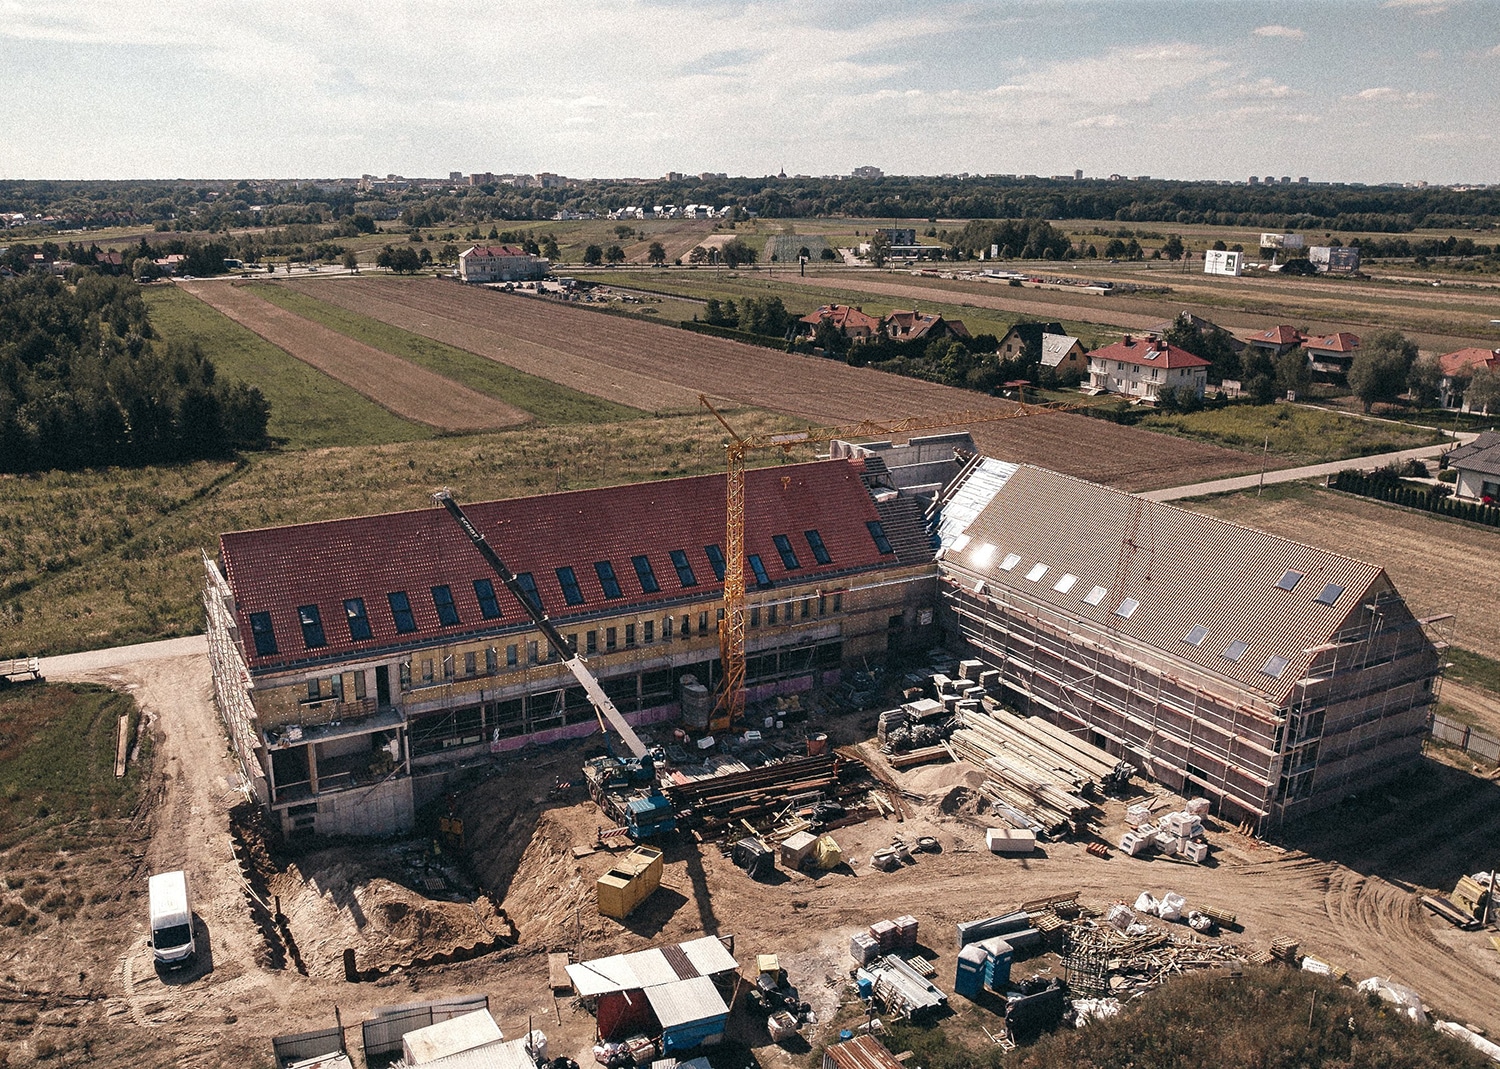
[5,649,1498,1068]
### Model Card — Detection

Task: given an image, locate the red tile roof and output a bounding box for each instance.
[799,305,881,332]
[882,310,970,342]
[1088,335,1210,369]
[220,460,897,672]
[1305,332,1359,353]
[1248,325,1306,347]
[1438,347,1500,377]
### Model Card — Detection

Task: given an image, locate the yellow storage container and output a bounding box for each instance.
[596,846,664,919]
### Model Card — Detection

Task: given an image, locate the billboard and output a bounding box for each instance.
[1203,249,1243,277]
[1260,233,1304,250]
[1309,246,1361,274]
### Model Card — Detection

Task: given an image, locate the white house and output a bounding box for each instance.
[458,245,549,283]
[1086,335,1211,402]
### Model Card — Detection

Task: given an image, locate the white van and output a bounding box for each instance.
[147,871,196,968]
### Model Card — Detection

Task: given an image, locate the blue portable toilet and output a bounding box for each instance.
[955,944,990,999]
[978,937,1014,989]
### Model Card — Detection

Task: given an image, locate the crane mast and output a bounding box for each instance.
[701,394,1085,730]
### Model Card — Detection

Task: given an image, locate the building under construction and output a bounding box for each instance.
[932,459,1443,830]
[204,458,938,838]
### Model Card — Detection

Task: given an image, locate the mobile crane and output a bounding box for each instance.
[432,490,675,839]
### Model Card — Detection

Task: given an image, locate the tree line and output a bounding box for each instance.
[0,274,270,472]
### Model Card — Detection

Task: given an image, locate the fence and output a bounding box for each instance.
[1429,712,1500,766]
[272,1023,344,1067]
[361,994,491,1059]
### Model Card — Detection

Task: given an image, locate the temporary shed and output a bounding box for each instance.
[823,1034,905,1069]
[597,846,664,920]
[416,1037,537,1069]
[401,1009,503,1065]
[645,976,730,1053]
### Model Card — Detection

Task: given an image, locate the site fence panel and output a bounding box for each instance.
[272,1026,344,1067]
[360,994,490,1058]
[1429,712,1500,766]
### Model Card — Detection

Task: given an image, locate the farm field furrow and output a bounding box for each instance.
[179,281,529,433]
[294,277,1261,492]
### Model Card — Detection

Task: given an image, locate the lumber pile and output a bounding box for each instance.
[666,753,866,834]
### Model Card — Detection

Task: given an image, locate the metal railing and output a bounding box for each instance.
[1429,712,1500,766]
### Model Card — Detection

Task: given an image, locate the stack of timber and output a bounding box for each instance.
[948,710,1103,838]
[667,753,858,835]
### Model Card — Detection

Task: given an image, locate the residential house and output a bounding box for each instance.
[997,322,1064,361]
[1442,431,1500,502]
[1149,312,1246,357]
[1040,333,1087,380]
[798,305,882,345]
[458,245,549,283]
[1245,325,1307,357]
[1304,332,1361,382]
[1435,348,1500,411]
[882,310,971,343]
[1086,335,1210,402]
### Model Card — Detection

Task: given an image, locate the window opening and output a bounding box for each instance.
[344,598,372,641]
[773,534,802,570]
[594,561,623,599]
[803,529,832,565]
[298,604,327,648]
[473,579,502,619]
[249,612,278,656]
[631,555,660,593]
[431,585,460,626]
[388,591,417,633]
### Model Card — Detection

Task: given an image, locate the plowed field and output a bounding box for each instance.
[179,281,527,432]
[291,277,1259,492]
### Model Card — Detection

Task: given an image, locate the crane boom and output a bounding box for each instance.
[432,489,649,759]
[701,394,1087,729]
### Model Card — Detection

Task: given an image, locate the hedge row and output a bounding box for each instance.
[1331,470,1500,525]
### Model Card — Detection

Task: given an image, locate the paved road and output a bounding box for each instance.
[1142,437,1472,502]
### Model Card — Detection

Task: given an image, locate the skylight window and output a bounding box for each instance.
[951,533,971,552]
[1223,639,1249,662]
[1000,553,1023,571]
[773,534,802,571]
[431,585,460,626]
[1026,563,1049,583]
[866,521,894,555]
[1316,583,1344,606]
[473,579,502,619]
[556,567,585,606]
[298,604,327,648]
[704,544,726,581]
[804,530,832,565]
[1277,570,1304,592]
[1053,574,1078,594]
[344,598,373,641]
[631,555,660,594]
[514,573,542,613]
[1184,624,1209,646]
[388,591,417,634]
[249,612,278,656]
[748,553,772,588]
[594,561,623,599]
[1084,585,1108,606]
[1262,654,1290,679]
[669,549,697,586]
[1115,598,1140,619]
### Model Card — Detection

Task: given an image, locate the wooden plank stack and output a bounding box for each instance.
[667,753,843,834]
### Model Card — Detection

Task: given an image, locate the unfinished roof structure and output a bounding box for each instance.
[934,459,1441,829]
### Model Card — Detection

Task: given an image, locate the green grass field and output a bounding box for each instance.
[0,683,145,850]
[145,285,433,448]
[1142,404,1445,464]
[251,283,645,425]
[1445,647,1500,696]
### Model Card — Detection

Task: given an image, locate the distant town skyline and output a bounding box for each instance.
[3,0,1497,185]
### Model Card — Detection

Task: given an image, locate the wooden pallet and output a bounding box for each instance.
[904,955,936,978]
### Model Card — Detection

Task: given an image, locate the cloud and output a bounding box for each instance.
[1209,78,1295,100]
[1489,43,1500,56]
[1253,25,1305,39]
[1382,0,1452,11]
[1070,114,1128,129]
[1343,86,1435,104]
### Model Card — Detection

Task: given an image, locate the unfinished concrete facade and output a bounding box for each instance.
[934,459,1443,831]
[205,459,938,838]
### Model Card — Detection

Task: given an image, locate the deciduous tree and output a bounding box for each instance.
[1348,329,1419,413]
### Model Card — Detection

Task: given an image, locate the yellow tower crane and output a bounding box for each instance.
[700,393,1085,731]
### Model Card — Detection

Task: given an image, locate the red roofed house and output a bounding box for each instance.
[799,304,882,344]
[1436,348,1500,411]
[1245,325,1307,357]
[204,460,939,838]
[881,310,971,343]
[1304,332,1361,382]
[1086,335,1211,402]
[458,244,549,283]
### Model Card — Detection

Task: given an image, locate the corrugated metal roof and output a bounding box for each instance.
[678,935,738,976]
[824,1035,904,1069]
[644,976,728,1030]
[402,1009,503,1064]
[220,460,895,673]
[419,1037,535,1069]
[624,949,682,989]
[941,465,1383,705]
[566,937,738,997]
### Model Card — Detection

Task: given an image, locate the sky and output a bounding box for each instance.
[2,0,1497,185]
